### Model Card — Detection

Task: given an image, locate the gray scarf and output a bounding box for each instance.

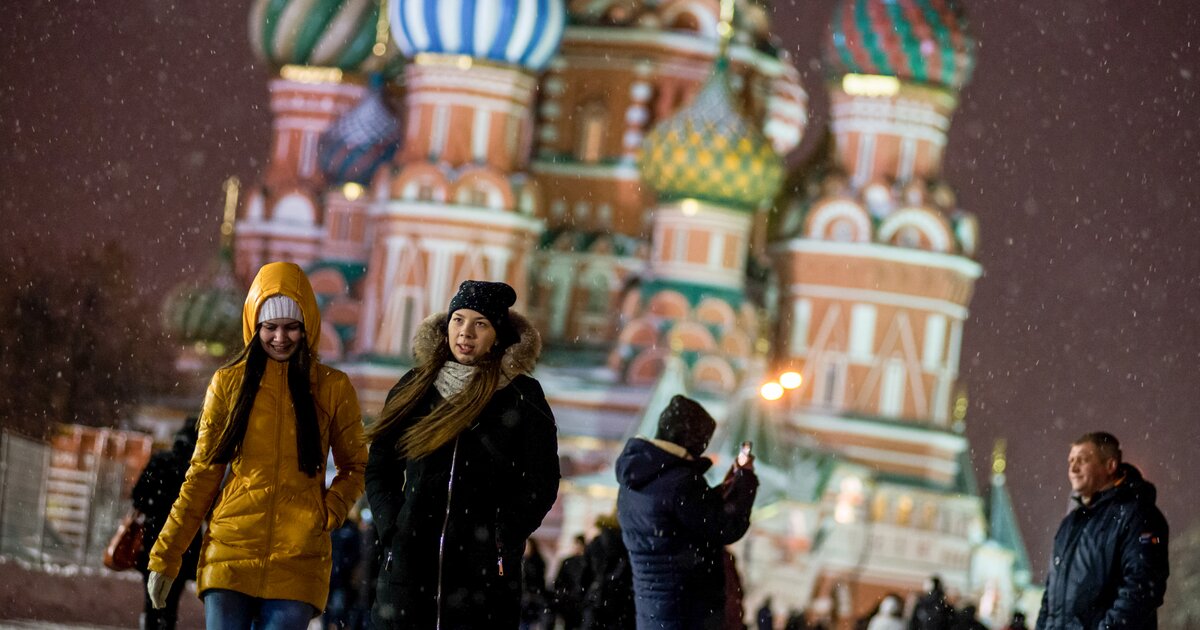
[434,361,511,399]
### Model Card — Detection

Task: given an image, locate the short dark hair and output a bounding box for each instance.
[1073,431,1122,463]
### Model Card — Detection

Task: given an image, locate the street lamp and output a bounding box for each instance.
[759,369,803,401]
[760,381,784,401]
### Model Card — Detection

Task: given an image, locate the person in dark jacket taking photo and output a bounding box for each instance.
[1036,432,1169,630]
[365,280,560,629]
[616,395,758,630]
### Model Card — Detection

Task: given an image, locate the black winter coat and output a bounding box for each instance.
[131,445,201,579]
[615,438,758,630]
[1036,463,1169,630]
[367,372,560,629]
[581,525,636,630]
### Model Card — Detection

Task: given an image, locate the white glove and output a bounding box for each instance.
[147,571,175,609]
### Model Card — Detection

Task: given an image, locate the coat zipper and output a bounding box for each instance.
[495,510,505,577]
[435,436,461,630]
[260,361,284,594]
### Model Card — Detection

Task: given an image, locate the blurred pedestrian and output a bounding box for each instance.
[866,594,905,630]
[323,511,363,629]
[756,597,775,630]
[783,609,809,630]
[581,515,636,630]
[1036,432,1169,630]
[365,280,560,628]
[133,419,203,630]
[1002,611,1028,630]
[910,576,953,630]
[950,605,986,630]
[521,538,550,629]
[554,534,592,630]
[147,261,369,629]
[615,395,759,630]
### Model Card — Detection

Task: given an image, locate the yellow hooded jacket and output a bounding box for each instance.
[149,262,368,611]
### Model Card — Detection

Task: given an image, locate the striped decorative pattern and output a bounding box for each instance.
[639,63,783,212]
[249,0,403,76]
[318,85,401,184]
[824,0,976,91]
[389,0,567,71]
[162,256,245,353]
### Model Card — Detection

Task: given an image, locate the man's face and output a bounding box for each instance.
[1068,442,1118,501]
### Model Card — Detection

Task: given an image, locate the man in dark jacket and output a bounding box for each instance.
[616,395,759,630]
[910,576,953,630]
[554,534,593,630]
[1036,432,1169,630]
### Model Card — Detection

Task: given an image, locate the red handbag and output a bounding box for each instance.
[103,508,144,571]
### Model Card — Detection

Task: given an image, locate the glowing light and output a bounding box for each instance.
[342,182,365,201]
[280,65,343,84]
[680,199,700,216]
[760,382,784,401]
[779,371,802,389]
[841,73,900,97]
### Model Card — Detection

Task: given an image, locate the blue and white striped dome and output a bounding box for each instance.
[389,0,566,72]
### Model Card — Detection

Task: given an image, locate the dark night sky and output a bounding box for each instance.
[3,0,1198,577]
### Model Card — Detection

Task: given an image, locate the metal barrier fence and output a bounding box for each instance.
[0,430,138,567]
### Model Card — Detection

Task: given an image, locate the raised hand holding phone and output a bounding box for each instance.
[737,440,754,469]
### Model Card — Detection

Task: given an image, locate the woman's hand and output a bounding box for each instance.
[147,571,175,609]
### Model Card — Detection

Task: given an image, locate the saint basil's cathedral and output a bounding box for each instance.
[164,0,1039,623]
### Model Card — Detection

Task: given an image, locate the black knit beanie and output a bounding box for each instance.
[655,395,717,458]
[448,280,517,338]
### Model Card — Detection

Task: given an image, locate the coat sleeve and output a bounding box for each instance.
[675,465,758,546]
[147,373,230,578]
[1100,506,1170,628]
[323,371,367,530]
[364,373,415,546]
[507,377,561,541]
[1034,586,1049,630]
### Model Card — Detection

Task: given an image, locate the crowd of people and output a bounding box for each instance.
[123,261,1169,630]
[752,578,1016,630]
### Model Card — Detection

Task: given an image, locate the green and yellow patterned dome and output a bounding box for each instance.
[162,252,245,358]
[248,0,403,78]
[639,61,783,212]
[824,0,976,91]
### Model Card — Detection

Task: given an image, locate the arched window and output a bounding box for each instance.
[577,101,607,163]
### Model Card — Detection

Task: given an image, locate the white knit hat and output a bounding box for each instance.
[258,295,303,324]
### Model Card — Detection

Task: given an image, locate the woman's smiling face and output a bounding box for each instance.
[447,309,496,365]
[258,318,303,361]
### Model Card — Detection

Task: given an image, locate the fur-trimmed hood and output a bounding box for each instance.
[411,310,541,378]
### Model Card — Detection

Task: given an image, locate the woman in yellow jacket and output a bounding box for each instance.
[147,261,368,629]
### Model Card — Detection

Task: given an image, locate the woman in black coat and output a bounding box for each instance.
[132,422,203,630]
[365,280,561,629]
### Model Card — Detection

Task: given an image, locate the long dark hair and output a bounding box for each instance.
[206,325,324,476]
[365,329,505,460]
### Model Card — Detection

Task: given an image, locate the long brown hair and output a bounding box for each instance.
[365,329,506,460]
[205,325,324,476]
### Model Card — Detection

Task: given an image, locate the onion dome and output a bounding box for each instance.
[249,0,403,78]
[639,61,784,211]
[318,81,401,185]
[163,258,245,357]
[163,178,247,357]
[823,0,976,91]
[390,0,566,72]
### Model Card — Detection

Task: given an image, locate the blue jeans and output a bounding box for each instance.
[203,589,316,630]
